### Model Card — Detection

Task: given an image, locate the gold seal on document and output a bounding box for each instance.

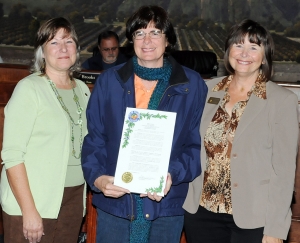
[122,172,133,183]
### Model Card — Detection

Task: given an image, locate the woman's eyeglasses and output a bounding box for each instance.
[132,30,164,40]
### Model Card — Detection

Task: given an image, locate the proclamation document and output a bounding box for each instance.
[114,107,177,196]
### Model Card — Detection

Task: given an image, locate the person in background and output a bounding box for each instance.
[81,5,207,243]
[183,19,299,243]
[81,30,128,70]
[0,17,90,243]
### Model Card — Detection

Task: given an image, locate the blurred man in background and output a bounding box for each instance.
[82,30,128,70]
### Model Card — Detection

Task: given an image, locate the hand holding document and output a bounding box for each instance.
[114,108,176,196]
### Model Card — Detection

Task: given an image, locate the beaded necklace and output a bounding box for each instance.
[47,75,84,159]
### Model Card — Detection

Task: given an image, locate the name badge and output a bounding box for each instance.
[207,97,220,105]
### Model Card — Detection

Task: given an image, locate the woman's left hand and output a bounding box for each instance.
[140,173,172,202]
[262,235,283,243]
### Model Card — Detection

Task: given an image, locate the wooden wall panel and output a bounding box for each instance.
[0,64,30,105]
[289,132,300,242]
[86,192,97,243]
[288,219,300,243]
[0,106,4,162]
[0,64,28,236]
[0,105,4,235]
[292,139,300,216]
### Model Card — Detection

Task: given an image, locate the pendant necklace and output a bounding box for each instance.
[47,75,84,159]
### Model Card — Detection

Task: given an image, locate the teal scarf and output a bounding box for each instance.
[129,56,172,243]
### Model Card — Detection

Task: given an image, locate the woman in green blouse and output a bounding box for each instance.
[1,17,90,243]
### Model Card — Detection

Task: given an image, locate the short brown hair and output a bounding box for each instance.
[224,19,274,80]
[126,5,177,54]
[31,17,81,77]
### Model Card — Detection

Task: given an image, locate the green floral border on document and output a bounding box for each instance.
[145,176,164,193]
[122,112,167,148]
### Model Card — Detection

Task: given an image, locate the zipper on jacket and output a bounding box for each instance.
[129,193,135,221]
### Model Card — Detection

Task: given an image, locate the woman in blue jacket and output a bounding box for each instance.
[81,5,208,243]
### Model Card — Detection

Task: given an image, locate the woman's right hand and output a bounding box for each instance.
[23,209,44,243]
[6,163,44,243]
[262,235,283,243]
[94,175,130,198]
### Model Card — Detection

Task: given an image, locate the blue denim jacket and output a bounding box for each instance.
[82,56,208,221]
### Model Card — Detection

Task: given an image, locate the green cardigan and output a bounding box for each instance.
[1,73,90,218]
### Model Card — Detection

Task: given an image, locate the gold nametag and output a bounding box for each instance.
[207,97,220,105]
[122,172,133,183]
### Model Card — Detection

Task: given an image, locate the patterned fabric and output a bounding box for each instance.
[132,56,172,110]
[200,74,267,214]
[213,74,267,99]
[130,196,152,243]
[130,56,172,243]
